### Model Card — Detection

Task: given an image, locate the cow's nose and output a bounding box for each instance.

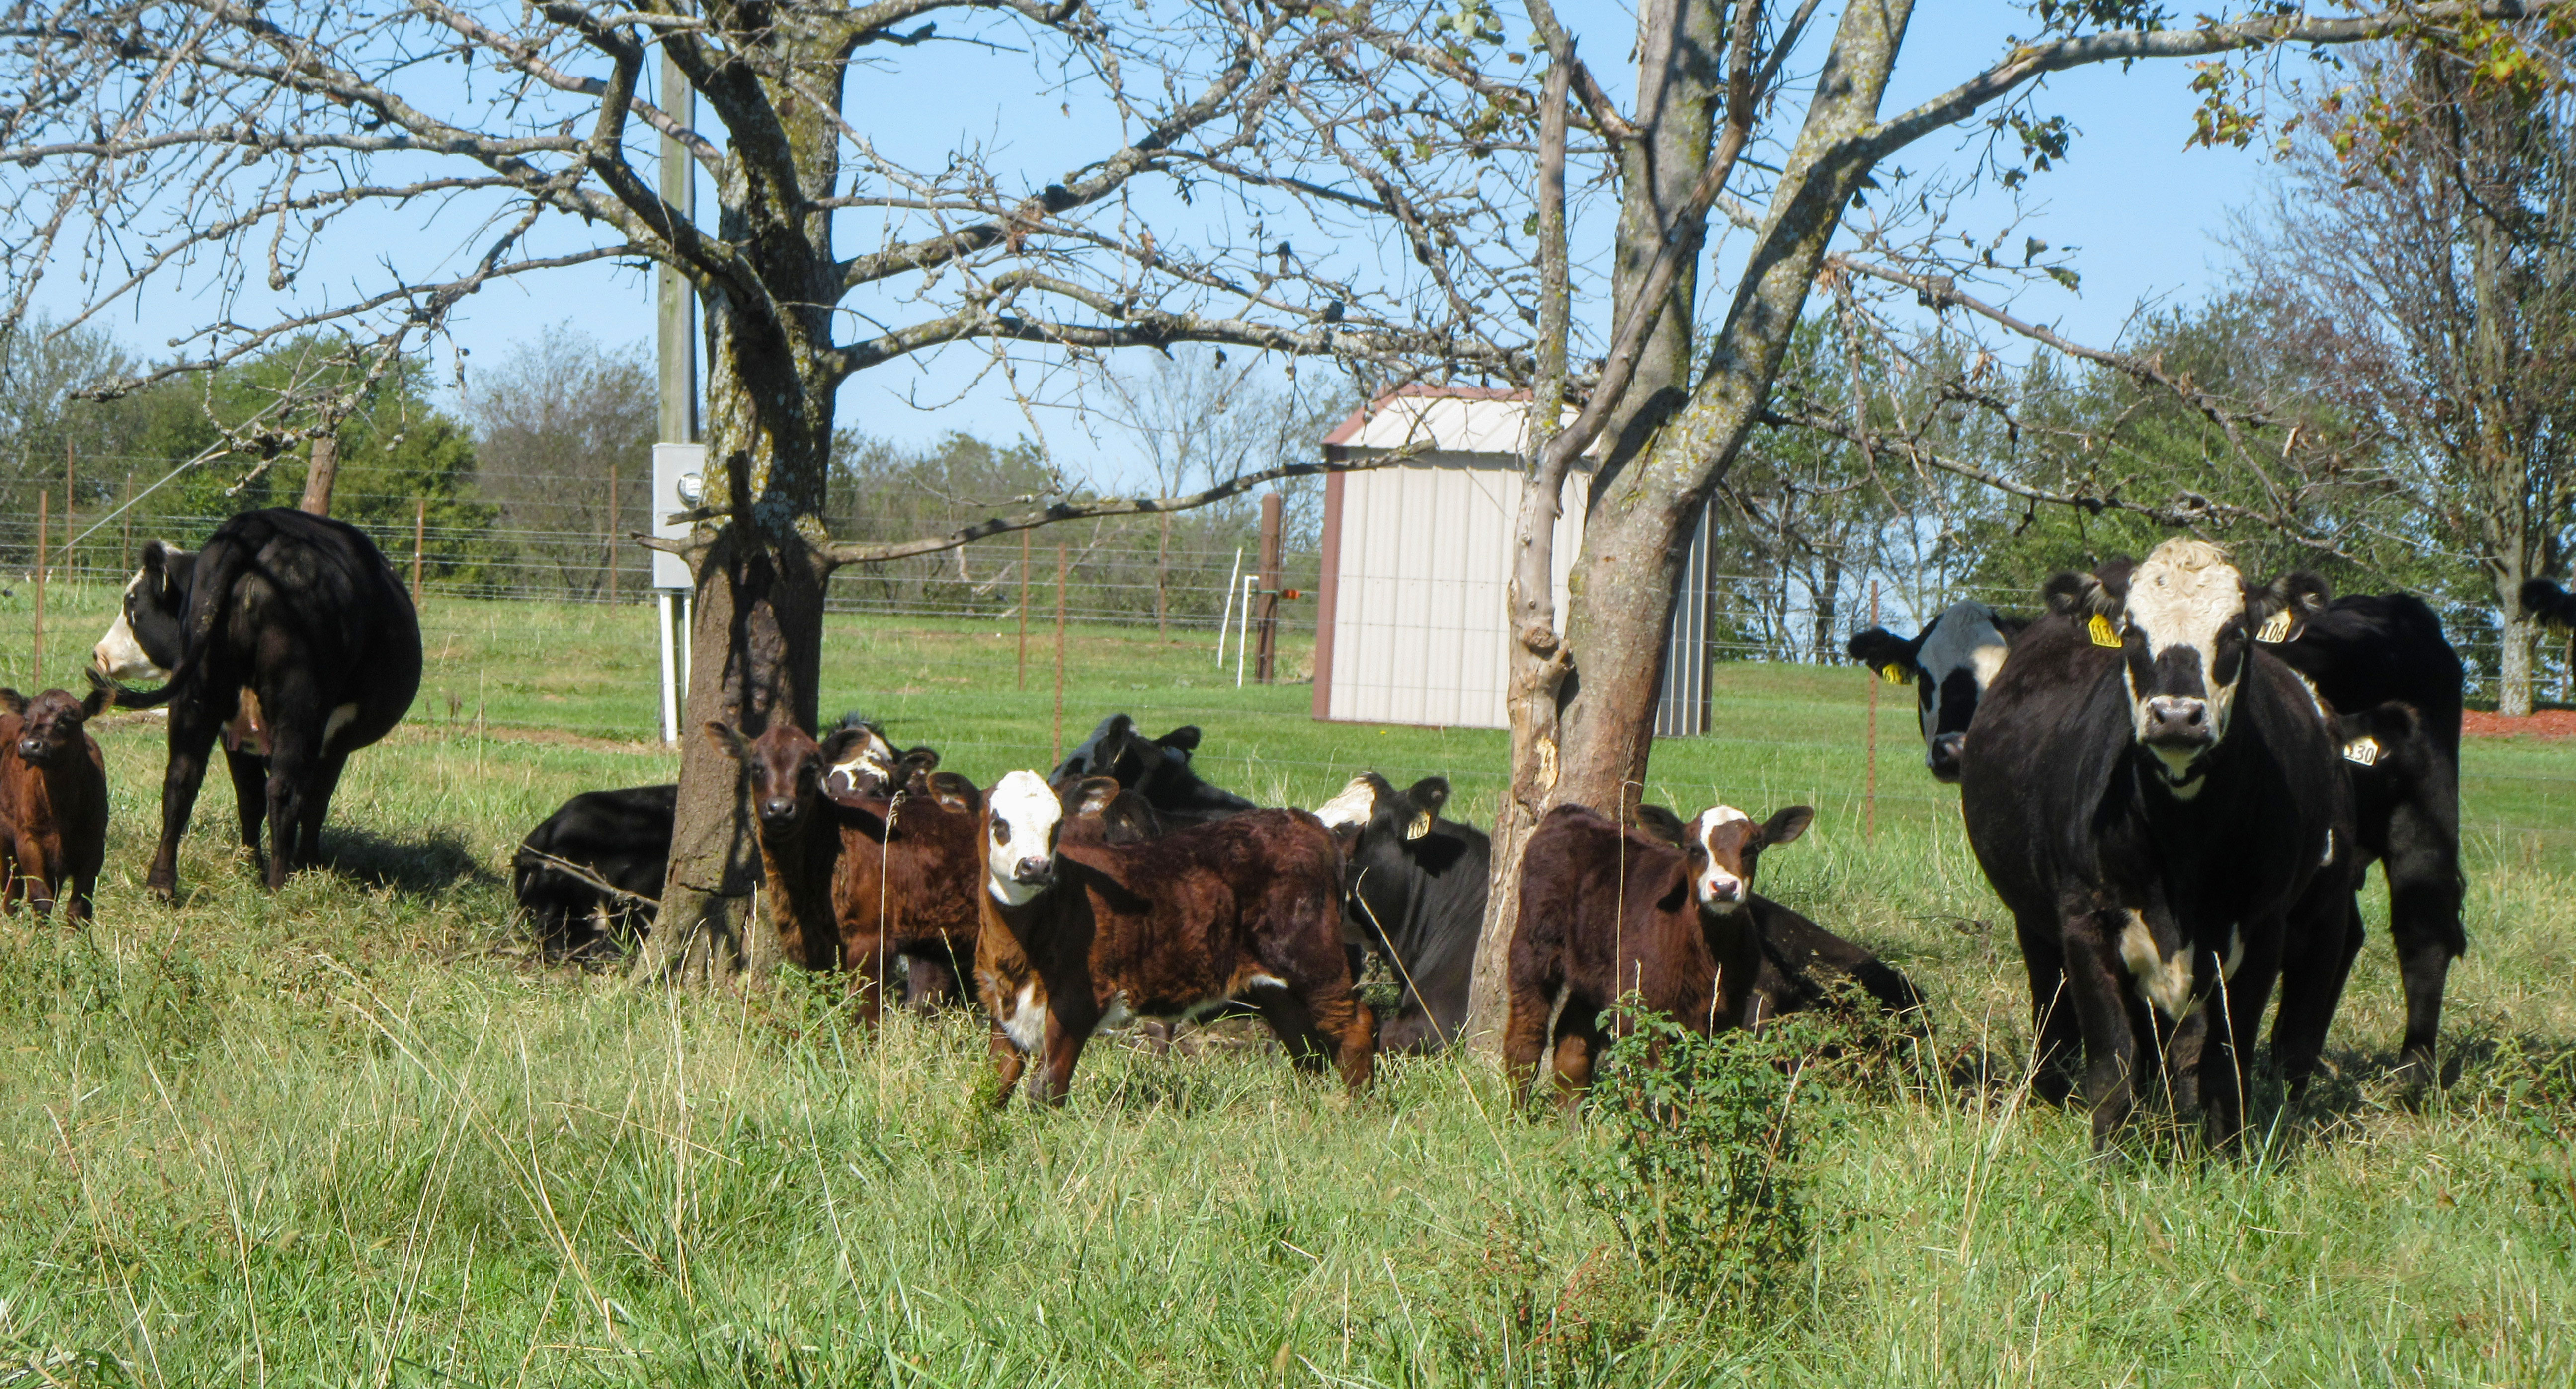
[1705,878,1741,903]
[17,739,41,760]
[1013,857,1055,885]
[1927,732,1967,777]
[759,797,798,821]
[2145,695,2210,741]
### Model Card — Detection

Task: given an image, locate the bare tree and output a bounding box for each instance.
[2236,32,2576,714]
[466,325,658,598]
[1415,0,2571,1042]
[0,0,1522,976]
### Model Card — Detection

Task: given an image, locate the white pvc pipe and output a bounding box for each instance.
[657,592,679,744]
[1216,546,1242,667]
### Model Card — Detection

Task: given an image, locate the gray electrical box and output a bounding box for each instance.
[651,443,704,591]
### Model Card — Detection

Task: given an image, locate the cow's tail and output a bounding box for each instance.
[100,673,178,709]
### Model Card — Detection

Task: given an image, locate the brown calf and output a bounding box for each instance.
[1506,800,1919,1108]
[706,716,978,1016]
[0,683,111,923]
[973,771,1375,1105]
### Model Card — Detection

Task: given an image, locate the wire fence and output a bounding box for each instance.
[3,455,2573,704]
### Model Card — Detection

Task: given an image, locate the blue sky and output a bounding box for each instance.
[47,1,2292,484]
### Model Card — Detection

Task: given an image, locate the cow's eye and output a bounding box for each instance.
[991,819,1010,842]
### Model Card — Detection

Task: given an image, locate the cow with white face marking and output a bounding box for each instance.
[93,508,421,896]
[972,771,1373,1105]
[1504,799,1924,1110]
[1846,601,2026,782]
[1314,772,1489,1053]
[1961,539,2361,1147]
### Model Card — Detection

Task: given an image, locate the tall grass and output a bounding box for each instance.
[0,595,2572,1385]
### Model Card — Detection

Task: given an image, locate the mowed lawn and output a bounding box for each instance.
[2,586,2574,1386]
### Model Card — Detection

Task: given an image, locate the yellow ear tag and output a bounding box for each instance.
[1880,665,1911,686]
[2088,613,2121,648]
[2341,737,2380,767]
[2257,609,2293,643]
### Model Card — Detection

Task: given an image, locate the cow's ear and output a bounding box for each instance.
[1071,776,1124,818]
[2248,571,2331,643]
[928,772,982,814]
[1631,804,1688,846]
[1158,724,1203,754]
[1844,627,1922,680]
[1992,612,2031,640]
[899,744,941,774]
[0,689,23,716]
[2042,560,2130,618]
[80,672,111,720]
[1403,777,1449,838]
[1760,806,1815,848]
[702,722,750,759]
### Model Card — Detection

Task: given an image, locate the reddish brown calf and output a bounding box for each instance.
[706,716,979,1016]
[1508,800,1921,1108]
[973,772,1375,1105]
[0,683,111,923]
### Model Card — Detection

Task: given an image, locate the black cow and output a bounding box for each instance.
[93,508,422,895]
[2257,575,2467,1077]
[1313,772,1489,1053]
[1846,600,2026,782]
[1962,540,2359,1146]
[2526,577,2576,631]
[1049,714,1255,825]
[512,784,678,960]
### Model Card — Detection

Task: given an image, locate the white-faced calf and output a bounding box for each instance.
[973,771,1374,1105]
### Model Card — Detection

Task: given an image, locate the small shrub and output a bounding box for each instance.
[1565,1003,1843,1317]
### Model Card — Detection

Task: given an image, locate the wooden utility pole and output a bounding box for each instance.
[1865,580,1880,842]
[298,432,341,516]
[1018,529,1031,690]
[1053,540,1068,763]
[62,441,74,582]
[1254,491,1283,683]
[657,55,699,449]
[412,497,426,606]
[607,465,621,601]
[32,489,46,685]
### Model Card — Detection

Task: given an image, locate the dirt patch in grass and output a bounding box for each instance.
[2465,710,2576,740]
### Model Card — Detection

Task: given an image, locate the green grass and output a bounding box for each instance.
[3,588,2575,1386]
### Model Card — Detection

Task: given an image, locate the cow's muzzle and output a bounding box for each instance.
[1012,858,1056,888]
[1926,732,1966,781]
[758,797,803,826]
[2141,695,2213,747]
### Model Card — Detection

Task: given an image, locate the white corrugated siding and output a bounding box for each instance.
[1327,455,1585,729]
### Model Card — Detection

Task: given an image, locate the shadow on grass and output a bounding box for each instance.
[316,825,503,898]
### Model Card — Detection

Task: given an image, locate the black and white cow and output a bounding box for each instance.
[2255,576,2466,1077]
[1961,540,2360,1146]
[513,784,678,960]
[1313,772,1489,1053]
[1846,601,2026,782]
[1049,714,1256,825]
[93,508,422,895]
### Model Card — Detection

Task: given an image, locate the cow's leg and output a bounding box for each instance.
[901,945,962,1011]
[1028,1008,1091,1108]
[1502,972,1560,1110]
[987,1025,1028,1108]
[259,735,323,891]
[292,754,348,871]
[1248,983,1331,1074]
[149,712,225,898]
[1549,1003,1609,1113]
[63,869,95,927]
[2062,914,2139,1148]
[2014,912,2078,1106]
[0,835,23,914]
[224,749,267,855]
[845,937,888,1027]
[2272,897,2365,1101]
[2382,805,2465,1080]
[2202,930,2283,1150]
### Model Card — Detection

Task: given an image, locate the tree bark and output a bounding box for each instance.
[1464,0,1918,1046]
[298,433,340,517]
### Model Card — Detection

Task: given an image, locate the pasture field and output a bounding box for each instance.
[3,586,2575,1386]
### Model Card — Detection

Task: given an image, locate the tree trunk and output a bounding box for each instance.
[634,282,837,987]
[1462,0,1918,1047]
[2499,608,2536,718]
[299,433,340,516]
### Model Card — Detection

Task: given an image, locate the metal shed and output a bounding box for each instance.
[1310,386,1711,736]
